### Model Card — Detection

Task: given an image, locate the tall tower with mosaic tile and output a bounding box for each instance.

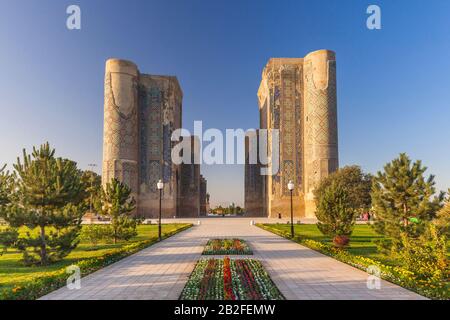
[249,49,338,218]
[102,58,206,218]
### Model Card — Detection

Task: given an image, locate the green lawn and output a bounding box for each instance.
[0,224,190,292]
[262,224,450,267]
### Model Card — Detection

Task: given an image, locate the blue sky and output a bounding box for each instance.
[0,0,449,206]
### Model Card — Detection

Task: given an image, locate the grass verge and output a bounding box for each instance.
[0,223,192,300]
[257,223,448,300]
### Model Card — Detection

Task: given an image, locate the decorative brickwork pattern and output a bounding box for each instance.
[248,50,339,218]
[102,59,206,218]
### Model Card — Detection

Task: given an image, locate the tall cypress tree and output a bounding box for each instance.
[371,153,443,252]
[3,143,86,265]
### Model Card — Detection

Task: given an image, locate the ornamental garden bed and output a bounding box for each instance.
[180,257,284,300]
[202,239,252,255]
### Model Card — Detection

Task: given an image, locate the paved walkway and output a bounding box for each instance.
[40,218,425,300]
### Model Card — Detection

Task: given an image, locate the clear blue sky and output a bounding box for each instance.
[1,0,449,206]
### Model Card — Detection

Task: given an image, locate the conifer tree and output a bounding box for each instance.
[371,153,443,252]
[0,165,19,254]
[2,143,86,265]
[0,164,12,209]
[95,178,136,243]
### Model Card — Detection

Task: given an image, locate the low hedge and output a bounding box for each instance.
[257,223,448,300]
[0,223,192,300]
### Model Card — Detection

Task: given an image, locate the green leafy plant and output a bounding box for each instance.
[397,224,448,282]
[315,182,357,246]
[314,165,372,213]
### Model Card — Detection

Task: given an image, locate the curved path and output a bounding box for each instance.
[40,218,425,300]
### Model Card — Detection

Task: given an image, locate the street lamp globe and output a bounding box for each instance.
[157,179,164,190]
[287,180,295,238]
[287,180,294,191]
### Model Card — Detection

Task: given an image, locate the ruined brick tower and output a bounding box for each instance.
[102,59,207,218]
[246,49,338,218]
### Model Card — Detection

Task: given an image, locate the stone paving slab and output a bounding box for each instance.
[40,218,426,300]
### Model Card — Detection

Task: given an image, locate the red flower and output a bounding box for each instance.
[235,259,263,300]
[223,257,236,300]
[198,259,216,299]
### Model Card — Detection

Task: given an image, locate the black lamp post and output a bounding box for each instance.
[287,180,294,238]
[87,163,97,214]
[157,179,164,241]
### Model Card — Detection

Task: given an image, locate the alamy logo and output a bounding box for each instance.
[66,5,81,30]
[366,5,382,30]
[66,265,81,290]
[366,265,381,289]
[170,121,280,176]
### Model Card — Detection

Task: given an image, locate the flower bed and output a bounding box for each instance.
[257,223,449,300]
[180,257,284,300]
[202,239,253,255]
[0,224,192,300]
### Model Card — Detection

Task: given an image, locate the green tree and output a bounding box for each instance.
[1,143,86,265]
[315,182,357,246]
[371,153,443,253]
[434,189,450,237]
[80,169,101,212]
[228,203,236,215]
[0,228,18,255]
[314,165,372,213]
[0,166,19,255]
[0,164,12,210]
[95,178,136,243]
